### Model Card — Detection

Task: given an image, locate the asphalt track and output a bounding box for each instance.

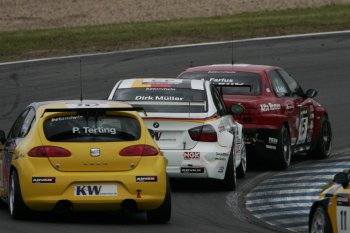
[0,31,350,233]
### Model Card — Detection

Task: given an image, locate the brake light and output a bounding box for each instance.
[119,145,158,156]
[188,125,217,142]
[28,146,71,157]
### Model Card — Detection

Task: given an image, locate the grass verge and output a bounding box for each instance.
[1,4,350,62]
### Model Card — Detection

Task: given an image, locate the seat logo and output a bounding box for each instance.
[90,148,100,157]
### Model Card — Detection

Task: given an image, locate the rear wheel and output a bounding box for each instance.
[9,170,28,219]
[308,116,332,159]
[236,142,247,179]
[147,178,171,223]
[310,205,332,233]
[221,147,237,191]
[273,125,291,170]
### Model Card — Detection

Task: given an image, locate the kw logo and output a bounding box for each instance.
[75,185,102,196]
[153,131,162,141]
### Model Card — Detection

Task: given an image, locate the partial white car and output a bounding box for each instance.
[108,78,246,190]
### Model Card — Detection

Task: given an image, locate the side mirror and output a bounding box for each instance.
[333,172,349,188]
[230,104,245,115]
[305,89,318,98]
[0,130,5,144]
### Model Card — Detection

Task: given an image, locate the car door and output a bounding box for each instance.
[277,69,314,147]
[268,70,300,146]
[1,108,35,195]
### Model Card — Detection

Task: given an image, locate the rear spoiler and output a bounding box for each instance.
[41,107,147,117]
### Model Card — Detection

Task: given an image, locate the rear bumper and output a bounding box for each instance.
[244,127,280,157]
[15,156,167,212]
[162,142,232,180]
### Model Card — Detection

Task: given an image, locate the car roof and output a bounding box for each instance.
[182,64,279,74]
[117,78,206,90]
[29,100,132,111]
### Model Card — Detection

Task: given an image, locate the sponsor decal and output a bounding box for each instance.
[74,184,117,196]
[184,152,200,160]
[180,167,204,173]
[135,96,184,101]
[215,157,226,161]
[146,88,175,91]
[51,115,83,122]
[266,145,277,150]
[136,176,158,182]
[152,131,162,141]
[72,127,117,134]
[32,177,56,183]
[268,137,278,144]
[337,194,350,206]
[260,103,281,112]
[153,122,160,128]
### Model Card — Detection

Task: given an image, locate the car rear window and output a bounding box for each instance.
[179,71,262,95]
[113,88,208,113]
[44,113,141,142]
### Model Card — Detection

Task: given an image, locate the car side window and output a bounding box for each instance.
[8,108,35,139]
[8,109,30,139]
[268,70,290,97]
[19,108,36,137]
[211,85,227,116]
[277,69,304,97]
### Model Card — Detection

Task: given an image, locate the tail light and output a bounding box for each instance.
[119,145,158,156]
[28,146,71,157]
[188,125,217,142]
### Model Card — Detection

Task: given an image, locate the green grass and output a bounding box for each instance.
[1,4,350,62]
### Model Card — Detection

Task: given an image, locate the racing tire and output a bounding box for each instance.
[236,142,247,179]
[221,147,237,191]
[308,116,332,160]
[273,125,291,170]
[147,178,171,223]
[310,205,332,233]
[9,170,29,220]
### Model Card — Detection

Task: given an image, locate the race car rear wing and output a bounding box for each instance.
[41,107,147,117]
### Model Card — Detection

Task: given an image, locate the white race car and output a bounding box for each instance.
[108,78,246,190]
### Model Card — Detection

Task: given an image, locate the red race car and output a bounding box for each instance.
[178,64,332,169]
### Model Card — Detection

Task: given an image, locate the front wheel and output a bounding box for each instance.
[310,205,332,233]
[308,116,332,159]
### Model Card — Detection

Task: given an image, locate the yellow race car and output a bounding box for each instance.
[0,100,171,222]
[309,171,350,233]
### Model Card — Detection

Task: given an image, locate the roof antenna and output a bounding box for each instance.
[231,31,235,65]
[79,57,83,102]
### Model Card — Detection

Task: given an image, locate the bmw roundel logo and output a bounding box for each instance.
[153,122,159,128]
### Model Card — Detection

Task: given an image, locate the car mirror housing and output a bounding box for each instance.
[230,104,245,115]
[0,130,5,144]
[305,89,318,98]
[333,172,349,188]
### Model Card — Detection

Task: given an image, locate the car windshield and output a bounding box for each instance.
[44,112,141,142]
[113,88,207,113]
[179,71,262,95]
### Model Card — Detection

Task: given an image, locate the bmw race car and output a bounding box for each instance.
[0,100,171,222]
[178,64,332,169]
[309,171,350,233]
[108,78,246,190]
